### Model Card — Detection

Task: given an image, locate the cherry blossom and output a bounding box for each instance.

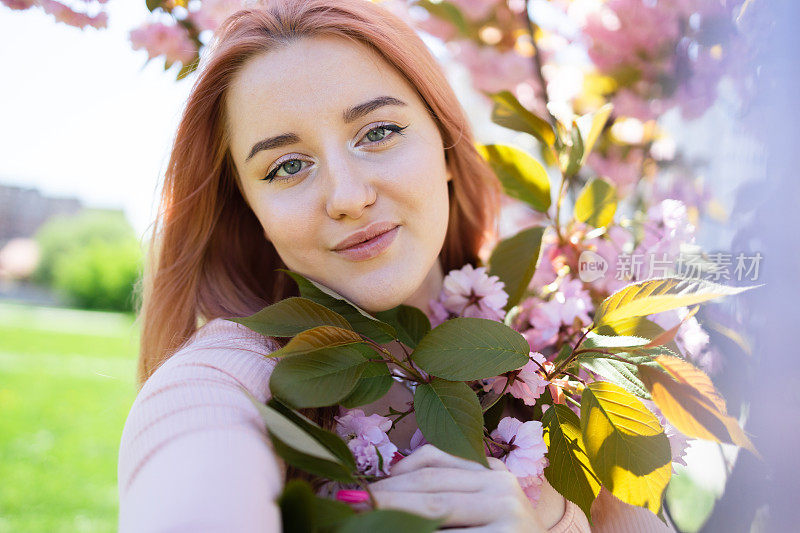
[130,22,197,66]
[484,352,550,406]
[335,408,397,477]
[490,417,549,505]
[433,263,509,323]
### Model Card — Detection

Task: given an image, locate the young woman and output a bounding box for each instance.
[118,1,675,531]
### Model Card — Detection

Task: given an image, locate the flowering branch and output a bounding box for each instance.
[360,334,427,383]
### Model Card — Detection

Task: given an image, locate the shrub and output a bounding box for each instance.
[33,210,142,312]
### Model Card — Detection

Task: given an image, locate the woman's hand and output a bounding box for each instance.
[368,444,547,532]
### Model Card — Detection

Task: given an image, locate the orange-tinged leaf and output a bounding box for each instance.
[654,355,726,413]
[638,361,761,459]
[269,326,365,358]
[643,306,699,350]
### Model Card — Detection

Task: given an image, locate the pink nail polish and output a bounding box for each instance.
[335,490,370,504]
[390,451,405,465]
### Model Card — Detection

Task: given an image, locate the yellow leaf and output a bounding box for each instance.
[594,277,758,326]
[581,382,671,517]
[574,177,617,228]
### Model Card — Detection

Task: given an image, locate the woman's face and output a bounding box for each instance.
[226,35,451,313]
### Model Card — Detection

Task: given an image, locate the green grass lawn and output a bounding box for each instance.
[0,302,140,533]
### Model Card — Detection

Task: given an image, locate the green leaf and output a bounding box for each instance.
[595,316,681,358]
[476,144,551,212]
[228,297,352,338]
[340,361,394,408]
[579,357,651,399]
[269,326,365,358]
[563,120,585,177]
[577,348,671,400]
[269,345,368,408]
[278,480,355,533]
[338,509,442,533]
[145,0,162,12]
[542,404,601,523]
[578,103,613,165]
[243,391,354,483]
[414,379,488,466]
[313,496,357,532]
[283,270,397,343]
[277,480,315,533]
[580,332,652,351]
[412,317,530,381]
[488,226,545,310]
[581,381,672,517]
[374,305,431,349]
[176,57,198,81]
[488,90,556,147]
[267,398,357,472]
[593,277,758,327]
[574,177,617,228]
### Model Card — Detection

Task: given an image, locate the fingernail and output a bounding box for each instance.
[335,490,370,504]
[390,451,405,466]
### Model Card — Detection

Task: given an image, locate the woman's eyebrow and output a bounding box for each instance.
[244,95,408,164]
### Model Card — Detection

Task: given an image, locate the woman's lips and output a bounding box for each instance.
[334,225,399,261]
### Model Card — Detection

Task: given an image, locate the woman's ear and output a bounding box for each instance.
[446,168,453,182]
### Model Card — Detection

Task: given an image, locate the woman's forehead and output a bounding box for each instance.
[227,35,419,120]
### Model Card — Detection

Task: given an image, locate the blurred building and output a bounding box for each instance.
[0,183,83,248]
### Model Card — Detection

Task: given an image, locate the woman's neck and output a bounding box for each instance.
[400,257,444,316]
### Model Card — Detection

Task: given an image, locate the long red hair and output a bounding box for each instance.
[135,0,502,387]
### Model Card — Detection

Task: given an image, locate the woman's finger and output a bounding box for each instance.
[370,467,499,493]
[390,444,488,476]
[371,490,504,527]
[486,457,509,471]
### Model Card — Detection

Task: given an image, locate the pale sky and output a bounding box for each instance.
[0,1,193,240]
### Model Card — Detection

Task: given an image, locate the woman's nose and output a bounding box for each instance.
[323,155,378,220]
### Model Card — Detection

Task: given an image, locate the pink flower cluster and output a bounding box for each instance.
[484,352,550,407]
[3,0,108,28]
[490,417,549,505]
[451,40,535,96]
[129,22,197,66]
[449,0,499,22]
[428,264,509,327]
[583,198,698,293]
[516,276,594,352]
[582,0,739,121]
[335,408,398,477]
[188,0,244,33]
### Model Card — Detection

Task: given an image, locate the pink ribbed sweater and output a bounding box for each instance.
[118,318,675,532]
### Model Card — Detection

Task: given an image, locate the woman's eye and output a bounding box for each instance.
[361,123,408,146]
[366,127,387,142]
[263,159,308,182]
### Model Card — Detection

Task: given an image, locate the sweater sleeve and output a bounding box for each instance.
[117,318,284,533]
[543,487,677,533]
